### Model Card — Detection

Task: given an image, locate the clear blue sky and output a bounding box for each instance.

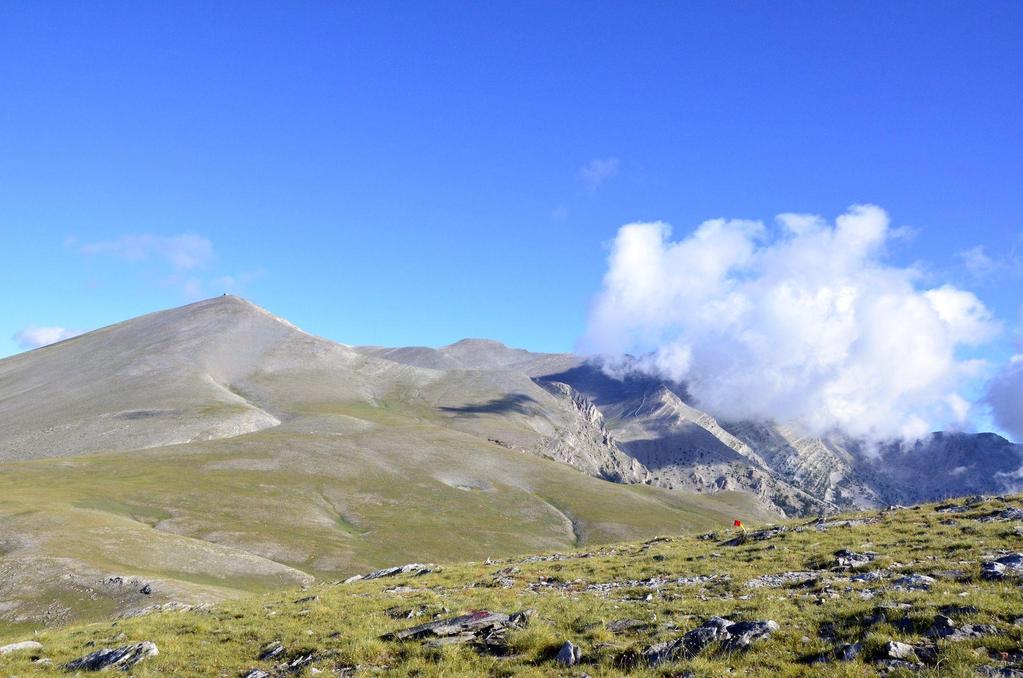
[1,1,1021,362]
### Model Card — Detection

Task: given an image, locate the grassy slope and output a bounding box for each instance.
[0,405,770,633]
[2,496,1021,677]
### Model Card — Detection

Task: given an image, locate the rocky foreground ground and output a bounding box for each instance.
[2,495,1022,677]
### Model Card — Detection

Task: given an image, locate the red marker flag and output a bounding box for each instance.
[733,519,744,528]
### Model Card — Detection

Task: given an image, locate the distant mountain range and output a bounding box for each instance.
[0,295,1019,628]
[361,331,1023,517]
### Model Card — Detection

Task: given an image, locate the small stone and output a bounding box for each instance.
[555,641,581,667]
[836,642,862,661]
[140,584,152,595]
[242,671,270,678]
[607,618,648,634]
[836,549,876,569]
[509,609,535,627]
[258,641,285,660]
[884,640,917,661]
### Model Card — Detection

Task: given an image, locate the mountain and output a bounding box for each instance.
[363,340,1023,515]
[0,296,767,630]
[1,296,1019,631]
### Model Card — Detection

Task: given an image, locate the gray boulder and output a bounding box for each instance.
[555,641,581,666]
[722,620,780,651]
[981,553,1023,581]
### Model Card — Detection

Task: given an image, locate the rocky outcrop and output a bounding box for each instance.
[342,563,437,584]
[643,617,778,665]
[62,641,158,671]
[535,381,649,483]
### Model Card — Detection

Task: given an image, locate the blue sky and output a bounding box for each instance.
[1,2,1021,436]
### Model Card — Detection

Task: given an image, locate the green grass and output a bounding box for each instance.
[0,410,770,633]
[2,496,1021,676]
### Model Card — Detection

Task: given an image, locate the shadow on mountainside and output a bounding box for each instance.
[439,393,537,416]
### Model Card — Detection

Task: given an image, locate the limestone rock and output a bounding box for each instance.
[62,641,158,672]
[0,640,43,655]
[892,574,935,590]
[981,553,1023,581]
[555,641,581,666]
[884,641,917,661]
[836,549,876,569]
[721,620,779,651]
[342,563,436,584]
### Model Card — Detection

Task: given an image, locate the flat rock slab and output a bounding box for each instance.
[0,640,43,655]
[62,641,158,672]
[746,571,817,589]
[384,610,513,641]
[643,617,778,666]
[892,574,936,591]
[982,554,1023,580]
[343,563,437,584]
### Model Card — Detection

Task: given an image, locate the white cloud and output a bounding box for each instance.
[76,233,213,270]
[987,354,1023,442]
[578,157,620,192]
[582,205,1000,441]
[13,325,82,350]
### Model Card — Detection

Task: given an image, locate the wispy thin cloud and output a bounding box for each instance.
[73,233,214,270]
[578,157,620,192]
[551,206,570,221]
[958,243,1023,281]
[67,232,261,299]
[213,270,265,294]
[13,325,82,350]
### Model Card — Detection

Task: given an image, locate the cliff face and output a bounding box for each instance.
[535,381,649,484]
[525,361,1022,516]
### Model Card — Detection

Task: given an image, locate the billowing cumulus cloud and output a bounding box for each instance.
[988,355,1023,442]
[582,205,999,440]
[13,325,82,350]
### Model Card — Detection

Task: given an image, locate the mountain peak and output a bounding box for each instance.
[445,338,509,350]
